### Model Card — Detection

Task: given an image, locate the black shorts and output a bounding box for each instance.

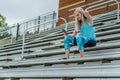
[74,38,96,47]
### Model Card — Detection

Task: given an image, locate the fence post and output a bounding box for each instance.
[16,23,20,40]
[10,28,13,44]
[106,3,109,12]
[37,16,40,33]
[53,11,56,28]
[66,10,69,22]
[21,26,25,59]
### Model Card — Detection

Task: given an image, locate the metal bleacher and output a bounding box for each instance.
[0,0,120,80]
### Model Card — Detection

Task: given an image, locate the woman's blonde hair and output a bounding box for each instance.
[75,7,84,14]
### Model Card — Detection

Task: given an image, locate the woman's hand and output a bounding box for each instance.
[75,13,82,21]
[84,8,88,12]
[83,9,91,19]
[74,11,80,20]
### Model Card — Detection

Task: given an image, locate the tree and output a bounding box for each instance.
[0,13,10,39]
[0,13,7,27]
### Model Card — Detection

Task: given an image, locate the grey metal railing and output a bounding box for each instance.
[59,17,67,31]
[68,0,120,21]
[0,11,56,47]
[86,0,119,20]
[114,0,120,21]
[21,17,67,59]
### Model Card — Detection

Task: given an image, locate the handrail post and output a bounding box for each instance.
[114,0,119,21]
[10,29,13,44]
[22,26,25,59]
[66,10,69,22]
[11,34,13,44]
[53,11,56,28]
[59,17,67,31]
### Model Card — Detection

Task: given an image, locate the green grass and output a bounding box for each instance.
[0,37,16,47]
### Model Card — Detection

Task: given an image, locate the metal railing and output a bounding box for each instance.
[0,29,13,47]
[67,0,120,21]
[59,17,67,31]
[86,0,119,20]
[114,0,120,21]
[0,11,56,48]
[21,17,67,59]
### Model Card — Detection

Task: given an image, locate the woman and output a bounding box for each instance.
[63,7,96,59]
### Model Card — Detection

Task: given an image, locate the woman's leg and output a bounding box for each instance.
[76,36,87,58]
[79,40,96,58]
[84,40,96,47]
[64,36,74,59]
[65,50,70,59]
[79,50,84,58]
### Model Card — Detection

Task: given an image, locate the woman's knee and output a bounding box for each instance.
[76,36,82,44]
[64,37,70,50]
[64,36,70,43]
[84,40,96,47]
[76,36,84,50]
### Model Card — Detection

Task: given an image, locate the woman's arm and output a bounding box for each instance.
[83,9,92,20]
[68,29,77,37]
[75,17,81,32]
[63,27,77,37]
[83,9,93,25]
